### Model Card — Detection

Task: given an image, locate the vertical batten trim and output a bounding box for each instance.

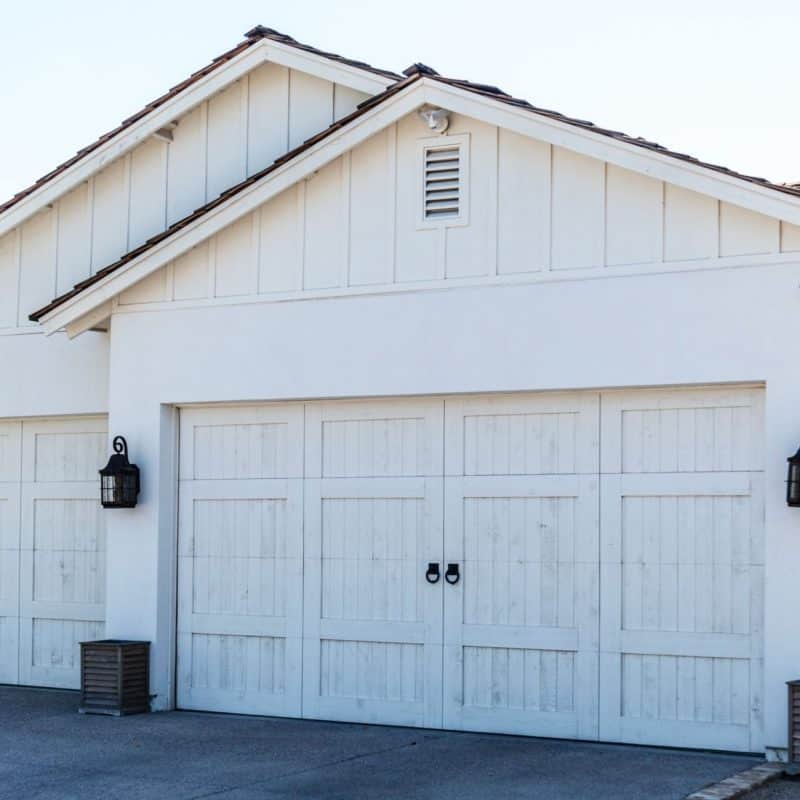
[286,70,292,153]
[202,101,210,203]
[207,235,217,299]
[165,262,175,302]
[250,211,259,294]
[52,202,61,297]
[13,228,22,327]
[602,161,608,268]
[298,180,307,290]
[439,228,447,280]
[256,206,264,295]
[86,177,95,276]
[660,180,667,263]
[488,125,499,277]
[388,123,398,285]
[241,77,251,178]
[163,137,170,231]
[714,199,721,259]
[546,144,554,271]
[124,152,133,252]
[341,153,352,288]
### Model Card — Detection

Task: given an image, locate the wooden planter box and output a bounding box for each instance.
[789,680,800,762]
[79,640,150,716]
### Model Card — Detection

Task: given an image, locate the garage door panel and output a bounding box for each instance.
[446,393,599,476]
[601,388,764,474]
[443,394,600,740]
[599,388,764,751]
[302,400,444,728]
[177,405,304,716]
[0,473,21,684]
[180,405,304,480]
[15,418,107,689]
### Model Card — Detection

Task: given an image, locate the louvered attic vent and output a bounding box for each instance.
[424,145,461,219]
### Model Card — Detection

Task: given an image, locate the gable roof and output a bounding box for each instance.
[29,63,800,332]
[0,27,400,228]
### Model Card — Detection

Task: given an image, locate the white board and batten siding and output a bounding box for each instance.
[176,387,763,751]
[0,64,369,329]
[115,111,800,313]
[0,416,107,689]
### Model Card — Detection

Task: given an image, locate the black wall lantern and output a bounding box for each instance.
[788,447,800,507]
[100,436,140,509]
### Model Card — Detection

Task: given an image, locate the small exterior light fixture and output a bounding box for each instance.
[99,436,140,509]
[788,447,800,507]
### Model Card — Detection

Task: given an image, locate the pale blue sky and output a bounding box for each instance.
[2,0,799,202]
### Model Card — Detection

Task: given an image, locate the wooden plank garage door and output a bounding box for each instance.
[0,417,107,688]
[599,388,764,751]
[176,406,304,715]
[176,388,763,751]
[442,393,600,739]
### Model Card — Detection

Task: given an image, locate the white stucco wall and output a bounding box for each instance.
[103,258,800,750]
[0,331,108,419]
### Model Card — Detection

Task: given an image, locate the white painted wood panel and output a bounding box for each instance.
[443,393,600,739]
[215,214,258,298]
[129,139,168,249]
[167,104,207,225]
[497,129,550,275]
[207,82,247,201]
[304,158,347,290]
[172,244,210,301]
[551,147,604,270]
[446,121,494,278]
[334,84,368,120]
[177,405,305,716]
[606,166,662,266]
[303,399,444,727]
[247,63,290,175]
[18,210,56,327]
[259,187,302,294]
[599,388,764,752]
[289,70,334,149]
[663,184,718,262]
[55,184,91,295]
[0,230,19,328]
[349,128,394,287]
[15,417,107,689]
[720,203,780,257]
[91,159,129,272]
[781,222,800,253]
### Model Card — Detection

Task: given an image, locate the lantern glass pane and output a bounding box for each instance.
[789,462,800,506]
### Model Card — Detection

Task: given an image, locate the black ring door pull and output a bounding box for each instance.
[445,563,460,585]
[425,562,440,584]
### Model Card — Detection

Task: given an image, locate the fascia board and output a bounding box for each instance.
[423,80,800,226]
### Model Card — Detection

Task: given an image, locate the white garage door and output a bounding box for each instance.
[176,388,763,751]
[0,417,107,689]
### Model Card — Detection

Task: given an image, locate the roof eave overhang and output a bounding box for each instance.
[0,38,395,239]
[37,76,800,336]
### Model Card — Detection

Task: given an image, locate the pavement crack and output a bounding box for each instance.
[187,736,437,798]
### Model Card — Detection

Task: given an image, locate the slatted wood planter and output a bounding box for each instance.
[788,680,800,762]
[79,640,150,716]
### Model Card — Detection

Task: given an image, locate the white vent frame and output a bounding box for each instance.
[416,133,470,230]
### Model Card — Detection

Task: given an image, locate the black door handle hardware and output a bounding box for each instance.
[445,563,460,585]
[425,562,440,584]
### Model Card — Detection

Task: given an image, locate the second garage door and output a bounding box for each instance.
[176,388,763,751]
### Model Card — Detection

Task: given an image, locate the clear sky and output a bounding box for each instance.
[2,0,798,203]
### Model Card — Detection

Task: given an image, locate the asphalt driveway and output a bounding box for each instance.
[0,686,765,800]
